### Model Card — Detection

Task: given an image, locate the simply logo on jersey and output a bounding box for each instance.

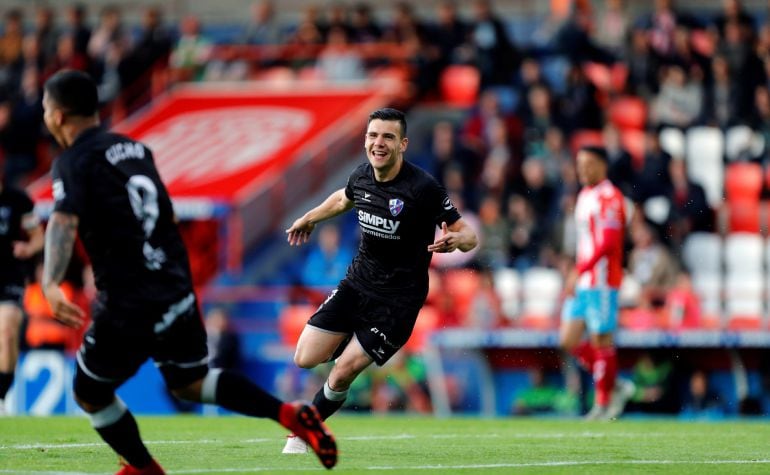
[388,198,404,216]
[357,210,400,238]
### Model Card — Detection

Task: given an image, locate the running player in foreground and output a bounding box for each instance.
[283,108,477,453]
[560,146,635,420]
[0,179,44,414]
[41,70,336,474]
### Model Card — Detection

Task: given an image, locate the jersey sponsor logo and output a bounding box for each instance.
[52,180,66,202]
[389,198,404,216]
[442,196,454,211]
[357,210,400,236]
[105,142,146,166]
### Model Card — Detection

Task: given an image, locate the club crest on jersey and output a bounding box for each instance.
[389,198,404,216]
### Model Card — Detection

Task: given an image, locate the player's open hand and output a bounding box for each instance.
[428,222,458,253]
[43,284,86,329]
[286,218,315,246]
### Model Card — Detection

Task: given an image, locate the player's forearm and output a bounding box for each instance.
[42,212,79,288]
[575,228,621,274]
[304,189,352,224]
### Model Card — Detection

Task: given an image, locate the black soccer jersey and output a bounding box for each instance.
[0,186,35,284]
[343,160,461,306]
[51,127,193,306]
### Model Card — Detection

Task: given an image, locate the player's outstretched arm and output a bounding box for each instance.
[42,211,85,328]
[286,188,353,246]
[428,219,478,253]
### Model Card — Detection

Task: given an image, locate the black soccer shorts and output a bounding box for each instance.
[76,292,209,392]
[0,281,24,308]
[307,282,421,366]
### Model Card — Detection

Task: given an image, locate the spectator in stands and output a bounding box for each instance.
[43,34,89,85]
[700,55,740,128]
[285,9,325,71]
[669,26,710,81]
[512,158,558,226]
[553,1,614,64]
[513,368,580,416]
[0,68,43,187]
[462,89,524,169]
[465,267,501,328]
[635,128,672,202]
[205,307,242,371]
[628,219,679,309]
[662,158,713,247]
[64,4,92,62]
[559,63,604,133]
[321,3,353,41]
[474,194,510,270]
[752,86,770,158]
[87,6,131,73]
[636,0,696,61]
[242,0,284,45]
[468,0,519,87]
[521,84,564,159]
[651,64,703,129]
[625,27,661,98]
[33,6,59,71]
[664,271,701,329]
[532,126,569,182]
[480,117,514,197]
[126,7,173,83]
[593,0,629,58]
[317,26,366,82]
[170,15,213,82]
[712,0,755,42]
[716,19,764,118]
[603,124,637,198]
[431,0,470,68]
[506,194,541,272]
[349,3,382,44]
[300,223,353,291]
[681,369,725,418]
[0,10,24,90]
[517,56,551,99]
[626,351,679,414]
[422,121,479,208]
[383,2,428,46]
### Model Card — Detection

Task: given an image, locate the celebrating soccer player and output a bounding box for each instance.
[40,70,336,474]
[560,146,635,420]
[283,108,478,453]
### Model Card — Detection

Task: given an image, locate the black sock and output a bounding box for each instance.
[215,370,283,420]
[95,411,152,468]
[312,383,347,420]
[0,372,14,399]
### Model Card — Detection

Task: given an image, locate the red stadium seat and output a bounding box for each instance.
[442,269,481,321]
[403,305,440,353]
[439,65,480,107]
[727,200,762,234]
[570,129,604,155]
[278,304,315,347]
[608,96,647,131]
[620,128,646,169]
[725,162,763,203]
[610,63,629,93]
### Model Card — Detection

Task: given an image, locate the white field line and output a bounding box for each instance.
[0,432,666,450]
[2,460,770,475]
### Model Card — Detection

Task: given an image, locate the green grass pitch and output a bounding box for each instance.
[1,415,768,474]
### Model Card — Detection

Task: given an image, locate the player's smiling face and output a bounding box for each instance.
[365,119,408,180]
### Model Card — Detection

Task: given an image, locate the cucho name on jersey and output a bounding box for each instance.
[105,142,145,166]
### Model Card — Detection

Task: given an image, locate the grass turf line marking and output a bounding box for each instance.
[0,432,666,450]
[3,460,770,474]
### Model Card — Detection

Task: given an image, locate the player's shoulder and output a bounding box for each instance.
[597,180,623,200]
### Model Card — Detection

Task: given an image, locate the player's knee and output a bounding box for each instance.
[293,350,319,369]
[73,371,115,413]
[170,379,204,402]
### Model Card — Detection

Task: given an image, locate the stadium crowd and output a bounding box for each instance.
[2,0,770,416]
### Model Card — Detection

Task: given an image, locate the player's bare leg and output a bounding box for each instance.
[285,330,372,455]
[0,304,22,414]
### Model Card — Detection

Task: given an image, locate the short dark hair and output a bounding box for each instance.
[368,108,407,137]
[44,70,99,117]
[579,145,608,164]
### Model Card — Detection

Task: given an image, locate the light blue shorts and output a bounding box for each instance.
[562,288,618,334]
